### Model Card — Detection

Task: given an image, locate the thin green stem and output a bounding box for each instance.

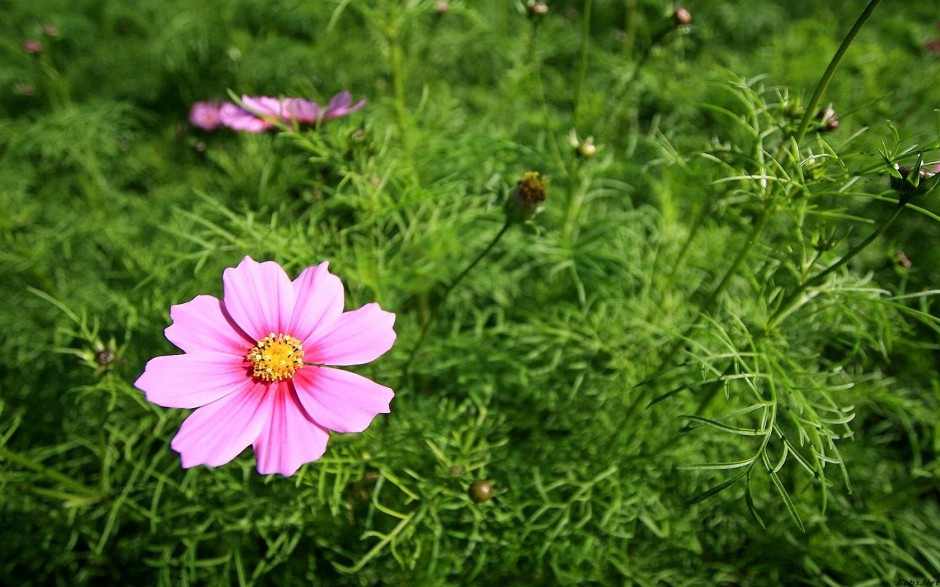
[387,23,409,139]
[529,22,568,177]
[400,221,512,382]
[766,200,906,330]
[689,205,776,335]
[608,203,776,451]
[572,0,593,130]
[793,0,882,144]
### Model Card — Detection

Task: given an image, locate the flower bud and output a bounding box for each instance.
[468,479,494,503]
[673,7,692,27]
[568,130,597,158]
[14,83,35,96]
[22,39,43,54]
[527,1,549,19]
[890,163,940,198]
[435,1,449,14]
[95,348,117,367]
[504,171,547,223]
[815,106,840,132]
[893,250,912,271]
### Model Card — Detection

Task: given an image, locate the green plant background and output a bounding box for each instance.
[1,0,938,584]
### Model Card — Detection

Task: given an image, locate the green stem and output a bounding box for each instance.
[572,0,593,130]
[793,0,882,144]
[610,204,775,449]
[388,24,409,138]
[688,204,775,335]
[767,200,906,330]
[400,221,512,382]
[529,24,568,177]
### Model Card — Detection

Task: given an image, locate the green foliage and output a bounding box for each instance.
[1,0,939,584]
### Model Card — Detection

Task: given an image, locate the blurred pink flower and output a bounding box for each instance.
[22,39,43,54]
[321,91,367,122]
[135,257,396,476]
[188,101,224,130]
[218,102,275,132]
[284,98,321,124]
[200,91,365,132]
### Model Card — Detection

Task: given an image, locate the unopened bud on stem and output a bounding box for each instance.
[504,171,547,223]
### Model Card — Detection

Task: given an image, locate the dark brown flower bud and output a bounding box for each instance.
[95,348,117,367]
[504,171,547,223]
[468,479,494,502]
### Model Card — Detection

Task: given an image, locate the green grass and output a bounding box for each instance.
[2,0,939,584]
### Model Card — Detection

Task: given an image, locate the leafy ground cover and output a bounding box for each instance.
[1,0,939,584]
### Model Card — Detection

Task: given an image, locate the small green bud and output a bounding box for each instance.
[568,130,597,158]
[504,171,547,223]
[468,479,494,503]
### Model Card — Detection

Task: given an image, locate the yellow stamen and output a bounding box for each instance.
[246,333,305,382]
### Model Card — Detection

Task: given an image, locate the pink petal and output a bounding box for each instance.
[326,91,351,110]
[170,381,272,468]
[288,262,345,347]
[241,96,286,118]
[305,303,396,365]
[164,294,252,355]
[285,98,320,124]
[253,385,330,475]
[219,103,273,132]
[222,257,296,341]
[189,102,223,130]
[135,352,249,409]
[322,91,366,122]
[293,366,393,433]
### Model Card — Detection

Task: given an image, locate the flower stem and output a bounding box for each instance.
[400,221,513,382]
[387,23,409,138]
[766,200,906,330]
[609,203,775,449]
[793,0,882,144]
[572,0,593,131]
[529,18,568,178]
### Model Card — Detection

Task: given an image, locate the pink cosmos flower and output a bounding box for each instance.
[22,39,43,54]
[188,101,224,130]
[218,102,273,132]
[204,91,365,132]
[321,91,367,122]
[284,98,321,125]
[134,257,396,476]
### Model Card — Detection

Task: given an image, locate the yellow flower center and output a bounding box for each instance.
[246,333,305,382]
